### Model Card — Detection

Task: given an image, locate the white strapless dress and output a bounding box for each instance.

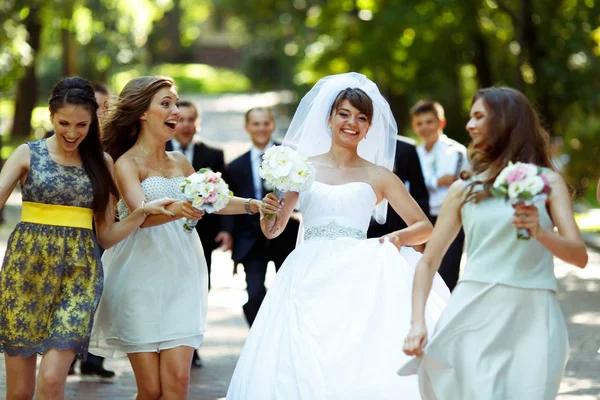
[89,176,208,357]
[227,181,449,399]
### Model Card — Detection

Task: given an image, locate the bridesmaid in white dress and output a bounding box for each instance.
[89,76,262,400]
[227,73,450,399]
[400,87,589,399]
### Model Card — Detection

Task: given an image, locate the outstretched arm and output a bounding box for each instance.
[403,181,465,356]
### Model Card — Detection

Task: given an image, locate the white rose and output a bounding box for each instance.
[183,181,198,199]
[522,175,545,196]
[508,181,524,200]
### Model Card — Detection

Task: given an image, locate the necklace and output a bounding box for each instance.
[139,143,169,178]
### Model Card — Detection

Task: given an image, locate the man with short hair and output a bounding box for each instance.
[223,107,299,327]
[412,100,469,291]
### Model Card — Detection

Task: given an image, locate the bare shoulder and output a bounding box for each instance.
[9,143,32,169]
[544,169,564,186]
[168,150,188,164]
[114,152,139,173]
[372,164,395,181]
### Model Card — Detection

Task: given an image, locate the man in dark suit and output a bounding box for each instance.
[167,100,230,367]
[223,107,299,327]
[367,135,430,239]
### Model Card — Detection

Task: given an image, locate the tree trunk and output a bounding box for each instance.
[11,7,42,139]
[472,32,493,88]
[62,28,78,76]
[61,0,77,76]
[520,0,553,129]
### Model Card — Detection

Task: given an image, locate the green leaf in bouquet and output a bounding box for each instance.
[519,191,533,201]
[490,186,505,198]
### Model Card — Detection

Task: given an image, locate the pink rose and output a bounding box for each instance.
[205,172,218,183]
[206,192,218,203]
[505,165,529,184]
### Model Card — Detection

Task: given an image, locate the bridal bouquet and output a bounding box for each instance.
[180,168,232,232]
[259,145,316,220]
[490,162,551,240]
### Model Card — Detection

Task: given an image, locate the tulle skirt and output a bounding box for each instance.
[227,237,449,400]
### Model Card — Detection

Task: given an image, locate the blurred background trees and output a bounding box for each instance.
[1,0,599,202]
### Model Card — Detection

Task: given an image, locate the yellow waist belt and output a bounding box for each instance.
[21,201,94,230]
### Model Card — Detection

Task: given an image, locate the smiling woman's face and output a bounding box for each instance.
[140,86,180,141]
[466,97,489,148]
[50,104,93,152]
[329,99,371,148]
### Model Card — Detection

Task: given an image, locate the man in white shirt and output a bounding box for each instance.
[412,100,469,291]
[222,108,299,326]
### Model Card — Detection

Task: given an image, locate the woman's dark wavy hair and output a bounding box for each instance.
[329,88,374,124]
[462,87,554,204]
[102,76,175,161]
[49,77,118,218]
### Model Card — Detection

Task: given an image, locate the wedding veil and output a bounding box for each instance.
[283,72,398,224]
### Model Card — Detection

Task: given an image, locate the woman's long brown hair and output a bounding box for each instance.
[102,76,175,161]
[462,87,554,204]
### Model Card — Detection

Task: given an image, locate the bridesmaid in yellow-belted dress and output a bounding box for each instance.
[0,77,176,400]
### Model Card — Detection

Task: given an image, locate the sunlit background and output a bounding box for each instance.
[1,1,600,398]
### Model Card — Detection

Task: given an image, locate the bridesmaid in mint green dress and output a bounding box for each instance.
[0,77,174,400]
[401,87,588,400]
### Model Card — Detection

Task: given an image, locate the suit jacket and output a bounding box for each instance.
[223,150,299,264]
[368,136,429,237]
[167,139,226,251]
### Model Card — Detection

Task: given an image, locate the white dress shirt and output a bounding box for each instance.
[250,141,274,200]
[170,138,195,164]
[416,134,469,216]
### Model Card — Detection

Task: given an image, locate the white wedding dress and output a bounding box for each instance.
[89,176,208,357]
[227,181,450,399]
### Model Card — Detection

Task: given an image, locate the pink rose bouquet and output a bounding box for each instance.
[180,168,232,233]
[490,162,551,240]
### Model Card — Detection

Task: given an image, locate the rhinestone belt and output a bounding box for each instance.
[304,221,367,241]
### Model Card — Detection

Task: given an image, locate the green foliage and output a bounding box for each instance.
[110,63,251,94]
[562,112,600,201]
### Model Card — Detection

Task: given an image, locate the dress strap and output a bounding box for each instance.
[21,201,93,229]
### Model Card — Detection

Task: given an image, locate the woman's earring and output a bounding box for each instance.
[328,125,332,133]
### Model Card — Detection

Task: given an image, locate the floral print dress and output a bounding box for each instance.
[0,139,102,360]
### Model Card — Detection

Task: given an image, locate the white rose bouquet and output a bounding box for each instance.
[259,145,316,220]
[180,168,233,232]
[490,162,552,240]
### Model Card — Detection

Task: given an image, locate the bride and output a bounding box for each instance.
[226,73,450,399]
